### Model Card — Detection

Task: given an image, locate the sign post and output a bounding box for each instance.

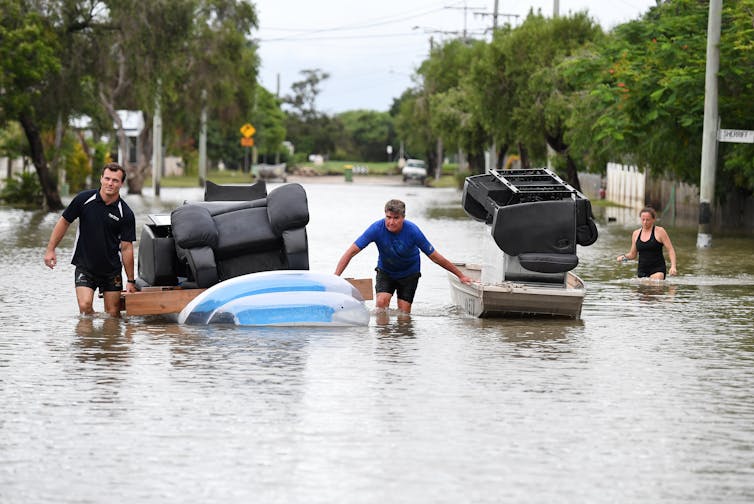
[240,123,256,173]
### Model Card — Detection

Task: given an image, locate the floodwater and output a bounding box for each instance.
[1,178,753,503]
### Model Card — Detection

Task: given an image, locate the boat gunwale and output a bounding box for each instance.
[447,262,585,319]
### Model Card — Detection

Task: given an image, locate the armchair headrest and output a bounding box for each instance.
[171,204,218,249]
[267,183,309,235]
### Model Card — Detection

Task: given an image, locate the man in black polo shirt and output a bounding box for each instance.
[44,162,137,317]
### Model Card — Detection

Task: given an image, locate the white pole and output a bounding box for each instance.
[152,87,162,197]
[697,0,722,248]
[199,89,207,187]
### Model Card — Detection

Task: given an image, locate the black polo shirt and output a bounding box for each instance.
[62,189,136,275]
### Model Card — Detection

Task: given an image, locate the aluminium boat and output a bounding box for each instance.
[448,168,598,319]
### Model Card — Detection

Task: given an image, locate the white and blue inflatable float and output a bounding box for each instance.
[178,270,370,326]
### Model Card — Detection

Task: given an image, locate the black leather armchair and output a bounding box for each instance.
[169,183,310,288]
[490,199,597,283]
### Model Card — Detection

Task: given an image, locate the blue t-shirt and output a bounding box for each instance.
[354,219,435,279]
[62,189,136,275]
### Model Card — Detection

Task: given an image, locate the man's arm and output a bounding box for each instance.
[334,243,361,276]
[121,241,137,292]
[428,250,472,284]
[44,217,71,269]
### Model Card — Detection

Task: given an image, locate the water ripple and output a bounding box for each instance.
[2,190,754,503]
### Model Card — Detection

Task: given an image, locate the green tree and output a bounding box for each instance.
[393,89,433,165]
[93,0,249,193]
[468,26,516,171]
[0,0,64,210]
[1,0,262,206]
[0,171,42,207]
[337,110,394,162]
[494,11,603,188]
[427,40,489,173]
[206,119,244,170]
[283,69,339,158]
[253,86,287,164]
[0,121,27,177]
[564,0,754,194]
[169,0,259,174]
[416,39,475,174]
[284,69,329,121]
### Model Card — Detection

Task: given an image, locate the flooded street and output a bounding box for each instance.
[1,179,753,503]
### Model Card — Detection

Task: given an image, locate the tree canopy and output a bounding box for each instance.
[3,0,754,210]
[0,0,262,207]
[392,0,754,195]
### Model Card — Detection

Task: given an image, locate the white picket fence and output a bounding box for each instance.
[0,157,29,189]
[606,162,645,210]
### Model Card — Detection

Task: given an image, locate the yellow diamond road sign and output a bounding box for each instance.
[240,123,256,138]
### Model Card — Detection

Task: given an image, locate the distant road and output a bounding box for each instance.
[286,174,405,186]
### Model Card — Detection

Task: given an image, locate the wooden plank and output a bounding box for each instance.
[121,276,372,316]
[346,277,373,300]
[122,288,205,315]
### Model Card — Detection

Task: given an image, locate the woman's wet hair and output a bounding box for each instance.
[385,199,406,216]
[640,206,657,219]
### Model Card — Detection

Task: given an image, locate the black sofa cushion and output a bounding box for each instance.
[213,207,281,257]
[267,183,309,235]
[518,253,579,274]
[171,204,218,249]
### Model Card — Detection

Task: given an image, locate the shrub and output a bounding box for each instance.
[0,172,43,207]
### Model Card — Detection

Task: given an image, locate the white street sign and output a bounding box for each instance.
[718,129,754,143]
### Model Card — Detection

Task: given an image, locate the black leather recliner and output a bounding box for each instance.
[170,183,309,288]
[490,198,598,283]
[136,182,309,289]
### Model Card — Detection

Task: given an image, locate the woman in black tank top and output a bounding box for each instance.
[616,207,678,279]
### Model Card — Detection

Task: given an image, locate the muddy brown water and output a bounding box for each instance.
[2,180,753,503]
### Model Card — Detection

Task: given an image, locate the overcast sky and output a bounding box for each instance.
[252,0,658,114]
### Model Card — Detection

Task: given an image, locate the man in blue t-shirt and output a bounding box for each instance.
[44,163,137,317]
[335,199,472,314]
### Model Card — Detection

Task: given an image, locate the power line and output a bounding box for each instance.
[442,3,487,38]
[257,5,448,42]
[258,32,427,43]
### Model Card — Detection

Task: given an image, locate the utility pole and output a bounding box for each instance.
[697,0,722,249]
[198,89,207,188]
[152,82,162,197]
[436,137,443,181]
[444,3,475,39]
[553,0,559,18]
[476,3,518,33]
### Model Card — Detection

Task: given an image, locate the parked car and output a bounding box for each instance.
[402,158,427,183]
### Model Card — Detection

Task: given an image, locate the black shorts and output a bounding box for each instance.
[375,268,421,304]
[74,266,123,293]
[637,264,666,279]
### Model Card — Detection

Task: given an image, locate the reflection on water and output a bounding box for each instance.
[2,184,754,503]
[374,309,415,333]
[74,315,132,363]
